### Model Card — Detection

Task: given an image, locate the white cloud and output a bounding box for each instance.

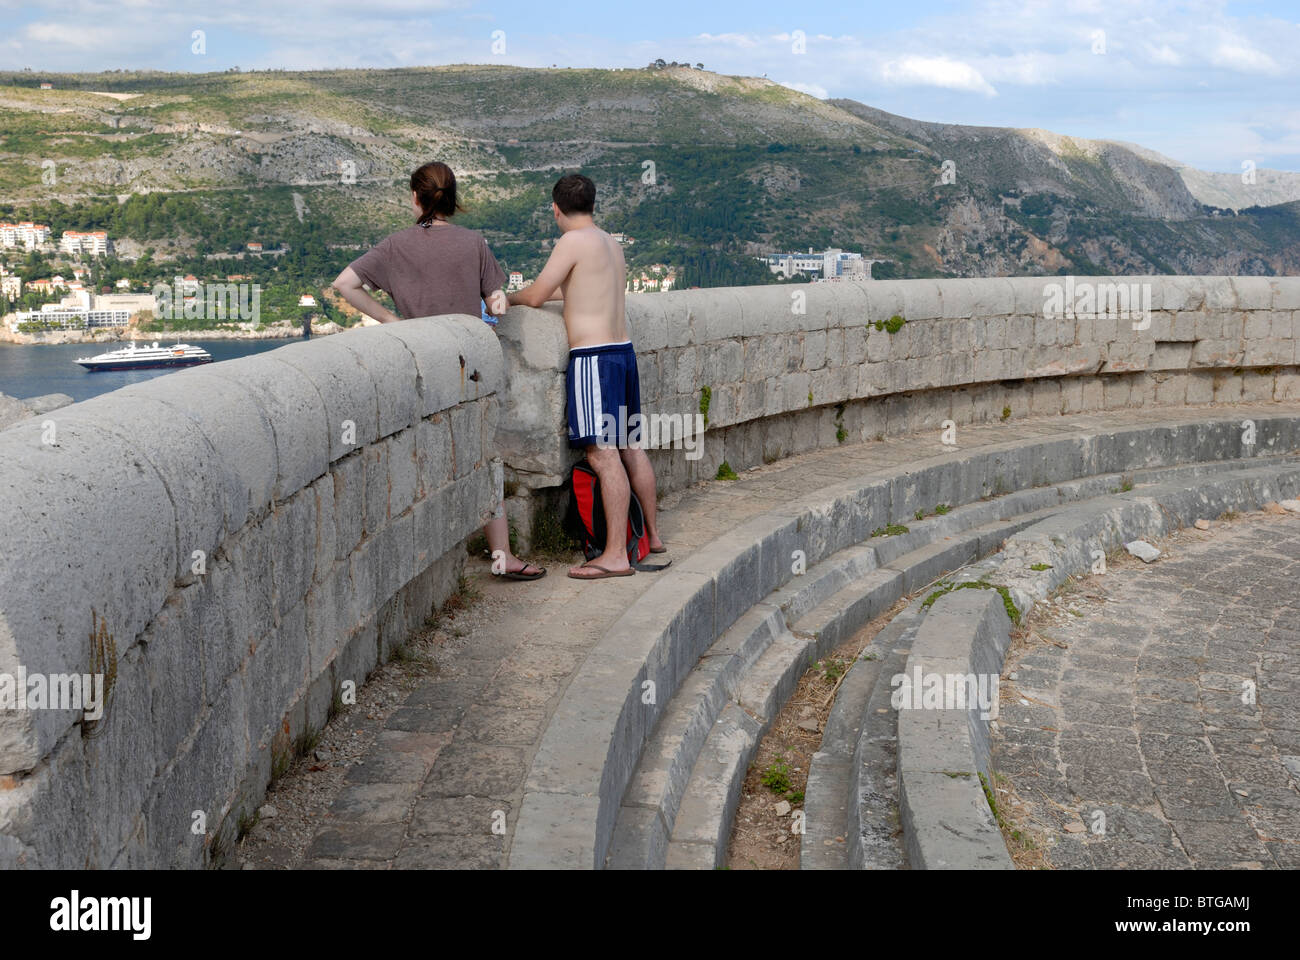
[881,55,997,96]
[1144,42,1181,66]
[1211,40,1281,75]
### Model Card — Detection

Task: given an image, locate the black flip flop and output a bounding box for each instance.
[496,561,547,581]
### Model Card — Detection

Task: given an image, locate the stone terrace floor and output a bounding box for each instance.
[994,511,1300,869]
[234,401,1300,869]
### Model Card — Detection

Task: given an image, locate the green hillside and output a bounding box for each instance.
[1,63,1297,319]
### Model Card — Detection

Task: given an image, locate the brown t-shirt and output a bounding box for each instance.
[348,222,507,319]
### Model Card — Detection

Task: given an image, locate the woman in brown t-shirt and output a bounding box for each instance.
[332,162,545,581]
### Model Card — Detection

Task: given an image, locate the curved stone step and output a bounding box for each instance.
[802,604,922,869]
[605,603,783,869]
[665,704,762,869]
[655,511,1060,870]
[853,617,921,869]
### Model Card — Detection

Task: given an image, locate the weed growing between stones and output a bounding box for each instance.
[761,758,793,794]
[817,658,846,683]
[531,501,581,557]
[1001,405,1012,421]
[699,385,711,427]
[716,461,738,481]
[429,575,481,630]
[834,402,847,443]
[871,523,909,537]
[294,725,322,757]
[1030,563,1053,572]
[83,610,117,739]
[874,314,906,334]
[980,771,1040,861]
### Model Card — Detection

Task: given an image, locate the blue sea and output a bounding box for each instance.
[0,338,300,404]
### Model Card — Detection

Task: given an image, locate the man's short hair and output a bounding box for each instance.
[552,174,596,215]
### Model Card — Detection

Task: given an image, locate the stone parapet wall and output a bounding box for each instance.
[0,316,502,868]
[496,277,1300,539]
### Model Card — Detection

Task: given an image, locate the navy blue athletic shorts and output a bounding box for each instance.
[566,340,642,448]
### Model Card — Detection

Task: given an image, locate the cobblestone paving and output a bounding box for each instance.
[235,403,1294,869]
[994,512,1300,869]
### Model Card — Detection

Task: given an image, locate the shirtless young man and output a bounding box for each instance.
[508,173,665,580]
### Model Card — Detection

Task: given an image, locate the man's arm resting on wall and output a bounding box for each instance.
[508,239,573,308]
[332,266,400,324]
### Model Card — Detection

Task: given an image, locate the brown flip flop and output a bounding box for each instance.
[568,562,636,580]
[649,546,668,554]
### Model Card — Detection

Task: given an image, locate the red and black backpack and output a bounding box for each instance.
[564,460,671,571]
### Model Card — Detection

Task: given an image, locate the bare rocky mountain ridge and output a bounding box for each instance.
[2,65,1298,278]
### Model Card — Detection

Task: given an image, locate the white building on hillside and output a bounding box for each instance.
[60,230,110,256]
[0,222,52,249]
[762,247,871,280]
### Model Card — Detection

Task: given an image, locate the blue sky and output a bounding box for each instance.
[3,0,1299,173]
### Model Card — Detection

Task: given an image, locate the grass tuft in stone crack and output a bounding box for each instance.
[873,314,906,334]
[871,523,909,537]
[922,580,1021,626]
[716,461,738,481]
[981,770,1035,851]
[699,385,711,428]
[83,610,117,739]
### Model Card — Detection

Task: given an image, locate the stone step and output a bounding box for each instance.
[734,632,817,724]
[853,613,923,870]
[801,605,922,869]
[605,602,783,869]
[800,655,881,869]
[791,506,1058,656]
[613,500,1067,870]
[664,704,762,870]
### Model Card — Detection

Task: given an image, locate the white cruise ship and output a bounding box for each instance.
[76,341,213,372]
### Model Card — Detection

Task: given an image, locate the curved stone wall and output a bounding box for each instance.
[0,316,502,868]
[496,276,1300,541]
[2,275,1298,869]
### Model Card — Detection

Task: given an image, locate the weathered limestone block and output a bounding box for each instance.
[387,428,418,519]
[863,279,903,326]
[901,279,944,321]
[57,392,229,583]
[1232,277,1274,311]
[940,278,976,319]
[205,352,330,500]
[310,475,337,586]
[274,336,379,461]
[271,487,318,619]
[116,370,277,537]
[1192,339,1245,367]
[342,325,421,437]
[0,418,175,773]
[1273,279,1300,311]
[627,294,668,352]
[331,452,366,560]
[363,442,390,535]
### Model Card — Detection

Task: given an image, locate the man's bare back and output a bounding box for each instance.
[509,219,627,348]
[554,227,627,347]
